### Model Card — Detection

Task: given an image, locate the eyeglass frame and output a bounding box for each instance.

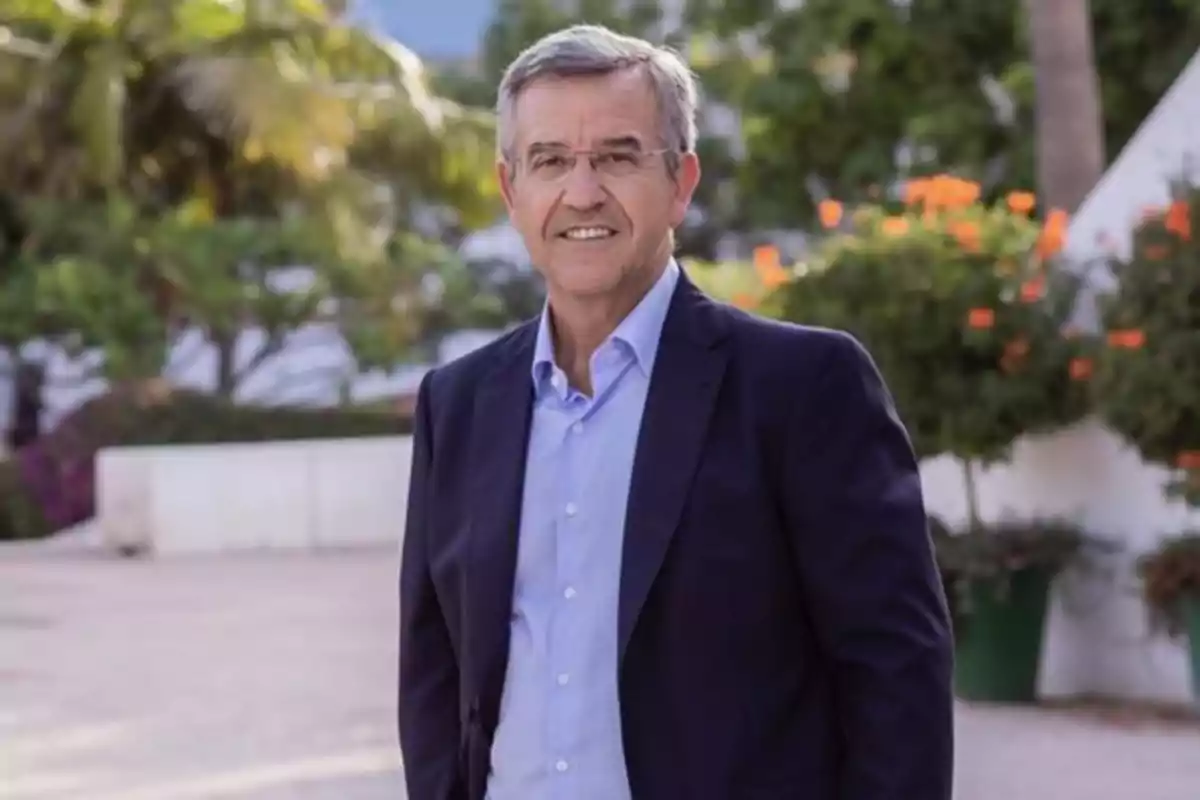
[507,143,678,183]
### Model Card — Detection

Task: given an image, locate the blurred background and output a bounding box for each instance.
[1,1,1199,798]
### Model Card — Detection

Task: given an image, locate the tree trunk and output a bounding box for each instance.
[214,332,237,399]
[1026,0,1106,214]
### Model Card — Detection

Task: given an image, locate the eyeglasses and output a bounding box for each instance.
[514,147,674,182]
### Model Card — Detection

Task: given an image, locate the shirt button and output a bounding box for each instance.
[555,759,569,772]
[557,673,570,686]
[564,502,578,517]
[563,586,576,599]
[570,421,583,434]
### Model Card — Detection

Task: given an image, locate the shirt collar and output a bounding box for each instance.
[532,258,680,386]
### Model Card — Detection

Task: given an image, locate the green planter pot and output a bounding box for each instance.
[1185,597,1200,705]
[953,567,1051,703]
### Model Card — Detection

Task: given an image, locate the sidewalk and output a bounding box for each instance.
[2,543,1197,799]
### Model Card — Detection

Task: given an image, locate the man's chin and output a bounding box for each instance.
[544,260,626,294]
[553,275,624,300]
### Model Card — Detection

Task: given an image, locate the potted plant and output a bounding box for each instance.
[1137,533,1200,701]
[758,175,1096,701]
[1091,182,1200,697]
[933,516,1100,701]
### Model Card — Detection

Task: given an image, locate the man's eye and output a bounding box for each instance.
[600,152,638,165]
[534,155,567,169]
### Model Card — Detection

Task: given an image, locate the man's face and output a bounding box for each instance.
[498,68,700,301]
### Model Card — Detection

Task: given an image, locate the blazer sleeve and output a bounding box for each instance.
[398,370,467,800]
[782,332,955,800]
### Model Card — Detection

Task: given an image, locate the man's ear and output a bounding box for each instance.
[669,151,701,229]
[497,159,516,214]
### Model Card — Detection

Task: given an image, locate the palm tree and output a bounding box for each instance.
[0,0,502,392]
[0,0,499,250]
[1026,0,1106,214]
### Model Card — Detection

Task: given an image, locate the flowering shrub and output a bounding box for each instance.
[1089,184,1200,637]
[684,244,792,311]
[768,175,1092,479]
[0,458,52,541]
[16,443,93,531]
[1091,185,1199,505]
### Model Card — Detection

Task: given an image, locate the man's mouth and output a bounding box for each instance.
[558,226,617,241]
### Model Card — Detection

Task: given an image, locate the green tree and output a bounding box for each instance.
[434,0,665,111]
[0,0,500,249]
[11,195,513,398]
[685,0,1200,227]
[0,0,506,389]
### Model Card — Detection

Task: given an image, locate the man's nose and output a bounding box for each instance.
[561,159,607,210]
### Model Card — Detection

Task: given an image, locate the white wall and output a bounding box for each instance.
[97,437,413,557]
[1063,49,1200,273]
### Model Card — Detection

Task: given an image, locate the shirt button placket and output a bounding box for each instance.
[553,410,581,788]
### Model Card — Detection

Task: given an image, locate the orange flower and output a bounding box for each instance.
[731,292,758,310]
[1144,244,1169,260]
[1178,451,1200,470]
[1106,329,1145,349]
[951,220,981,251]
[1006,191,1036,215]
[1020,275,1045,302]
[942,175,981,208]
[904,178,930,207]
[904,174,980,212]
[1036,208,1069,259]
[881,216,910,236]
[762,266,790,289]
[753,244,780,272]
[1069,357,1093,380]
[967,308,995,329]
[752,245,789,288]
[817,199,843,229]
[1165,200,1191,241]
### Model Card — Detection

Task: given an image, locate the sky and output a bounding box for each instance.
[348,0,496,60]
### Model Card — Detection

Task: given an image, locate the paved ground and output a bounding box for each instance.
[2,542,1198,800]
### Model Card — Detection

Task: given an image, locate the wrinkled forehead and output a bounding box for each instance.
[509,68,661,157]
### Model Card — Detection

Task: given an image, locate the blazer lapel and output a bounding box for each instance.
[618,276,729,661]
[464,323,536,730]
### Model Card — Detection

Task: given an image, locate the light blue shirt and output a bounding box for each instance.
[486,261,680,800]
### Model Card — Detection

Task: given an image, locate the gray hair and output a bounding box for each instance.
[496,25,699,176]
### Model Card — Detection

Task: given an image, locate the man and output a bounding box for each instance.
[399,24,954,800]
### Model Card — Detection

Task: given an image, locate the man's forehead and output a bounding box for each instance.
[510,69,658,152]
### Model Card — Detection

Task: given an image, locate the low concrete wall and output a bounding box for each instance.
[96,436,412,557]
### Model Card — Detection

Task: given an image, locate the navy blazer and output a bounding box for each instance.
[399,272,955,800]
